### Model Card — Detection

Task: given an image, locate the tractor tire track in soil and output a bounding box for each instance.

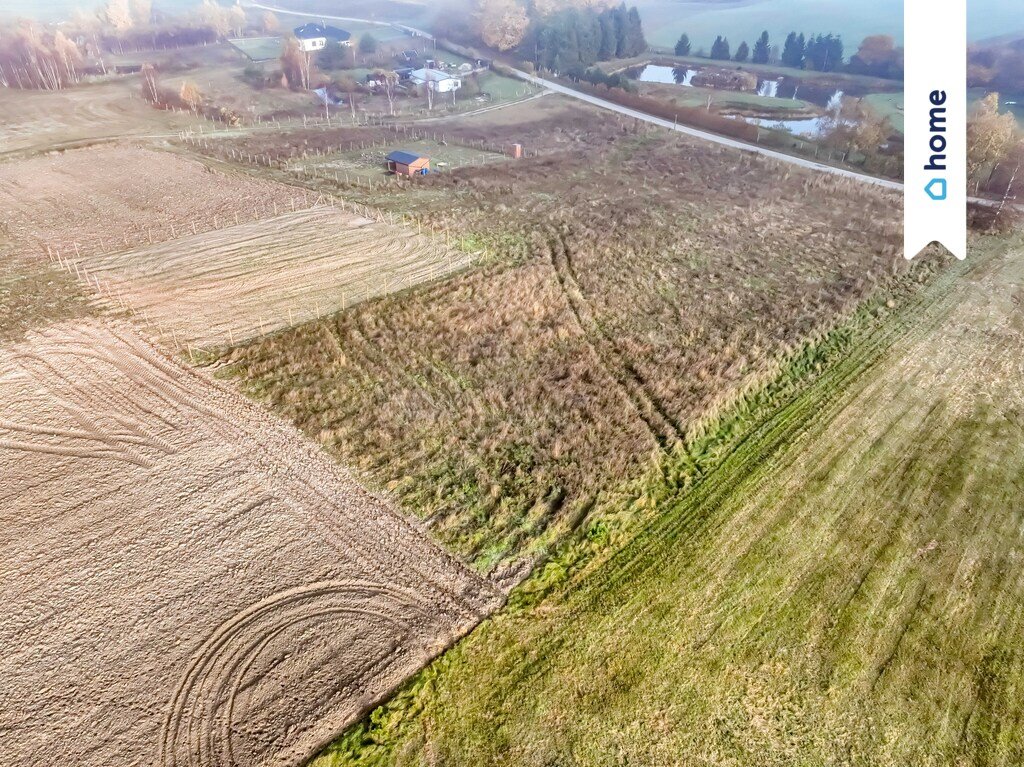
[0,320,503,767]
[547,227,685,448]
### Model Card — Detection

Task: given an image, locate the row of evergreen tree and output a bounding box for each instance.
[674,30,845,72]
[519,4,646,73]
[674,31,770,64]
[781,33,844,72]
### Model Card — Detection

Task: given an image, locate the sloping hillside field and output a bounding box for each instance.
[0,321,502,767]
[314,239,1024,765]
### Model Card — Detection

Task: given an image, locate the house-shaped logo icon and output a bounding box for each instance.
[925,178,947,201]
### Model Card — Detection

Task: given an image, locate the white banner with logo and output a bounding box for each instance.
[904,0,967,260]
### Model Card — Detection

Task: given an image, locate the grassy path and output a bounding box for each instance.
[313,235,1024,766]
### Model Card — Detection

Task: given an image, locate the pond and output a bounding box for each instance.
[628,64,848,112]
[758,79,848,109]
[741,115,835,137]
[628,64,696,86]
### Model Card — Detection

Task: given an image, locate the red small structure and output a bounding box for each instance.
[386,150,430,176]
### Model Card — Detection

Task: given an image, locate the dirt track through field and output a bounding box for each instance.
[0,320,502,767]
[80,205,468,347]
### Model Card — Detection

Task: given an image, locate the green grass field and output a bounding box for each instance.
[473,71,537,102]
[864,92,905,133]
[312,234,1024,766]
[632,0,1018,50]
[228,36,283,62]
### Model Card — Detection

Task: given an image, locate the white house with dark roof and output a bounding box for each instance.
[408,68,462,93]
[294,22,352,52]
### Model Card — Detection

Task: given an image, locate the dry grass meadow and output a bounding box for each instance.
[0,320,502,767]
[220,100,911,570]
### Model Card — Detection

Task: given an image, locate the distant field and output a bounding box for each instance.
[635,0,1017,50]
[864,92,905,133]
[344,21,412,42]
[229,35,283,61]
[865,91,1024,134]
[313,236,1024,766]
[0,145,300,257]
[635,0,905,50]
[0,0,201,20]
[0,80,194,156]
[0,320,501,767]
[246,0,434,30]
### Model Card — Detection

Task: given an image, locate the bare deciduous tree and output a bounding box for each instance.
[227,4,247,37]
[129,0,152,26]
[140,62,159,103]
[197,0,230,38]
[0,21,84,90]
[103,0,134,33]
[474,0,529,51]
[180,80,202,112]
[374,69,399,115]
[262,11,279,33]
[280,36,313,90]
[967,93,1017,192]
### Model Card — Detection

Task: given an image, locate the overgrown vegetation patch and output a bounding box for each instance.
[222,105,910,571]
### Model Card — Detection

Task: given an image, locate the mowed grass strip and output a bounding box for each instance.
[84,206,467,347]
[313,235,1024,767]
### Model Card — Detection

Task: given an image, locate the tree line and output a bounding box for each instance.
[0,0,265,90]
[518,4,646,73]
[673,29,904,80]
[969,38,1024,93]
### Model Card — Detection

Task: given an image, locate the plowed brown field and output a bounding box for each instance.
[0,320,502,767]
[0,144,301,257]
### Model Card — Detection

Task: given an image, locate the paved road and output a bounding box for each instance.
[509,68,905,192]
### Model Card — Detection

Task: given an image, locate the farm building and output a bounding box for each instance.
[294,23,352,52]
[386,150,430,176]
[408,68,462,93]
